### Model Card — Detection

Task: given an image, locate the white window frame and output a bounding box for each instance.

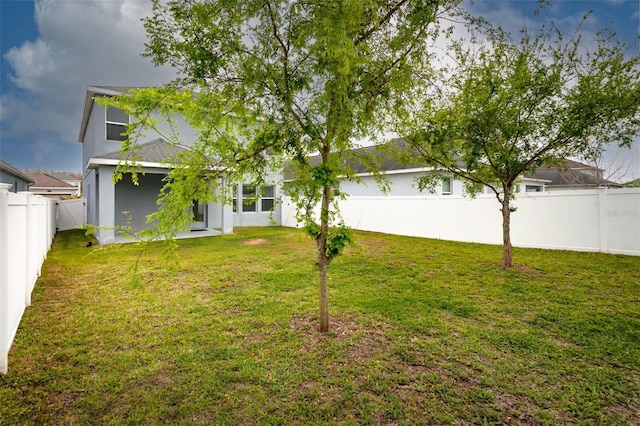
[261,186,275,212]
[241,184,257,213]
[232,190,238,213]
[442,177,452,195]
[236,184,276,214]
[105,106,129,142]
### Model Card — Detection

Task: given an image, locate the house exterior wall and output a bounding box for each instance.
[232,179,282,227]
[83,169,97,229]
[82,102,199,169]
[341,172,464,197]
[233,208,279,226]
[25,191,71,201]
[340,172,548,197]
[90,166,234,243]
[114,172,166,232]
[96,166,116,244]
[0,172,31,193]
[81,88,281,240]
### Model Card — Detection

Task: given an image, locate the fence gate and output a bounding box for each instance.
[56,198,86,231]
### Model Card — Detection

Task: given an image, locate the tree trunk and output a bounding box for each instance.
[500,187,513,269]
[316,179,332,332]
[317,252,330,332]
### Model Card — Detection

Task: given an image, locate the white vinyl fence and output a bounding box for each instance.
[281,188,640,256]
[57,198,86,232]
[0,184,57,374]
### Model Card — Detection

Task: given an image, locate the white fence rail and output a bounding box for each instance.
[281,188,640,256]
[0,184,57,374]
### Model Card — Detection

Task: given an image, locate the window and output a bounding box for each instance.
[525,185,542,193]
[261,186,275,211]
[242,185,256,212]
[237,184,276,213]
[105,107,129,141]
[442,177,452,195]
[232,190,238,213]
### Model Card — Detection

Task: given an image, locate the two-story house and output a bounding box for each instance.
[78,86,282,244]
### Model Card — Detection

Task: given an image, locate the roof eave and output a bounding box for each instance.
[78,86,126,143]
[86,158,173,170]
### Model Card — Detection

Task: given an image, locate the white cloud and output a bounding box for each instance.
[1,0,176,145]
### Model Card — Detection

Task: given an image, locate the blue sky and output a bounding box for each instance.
[0,0,639,181]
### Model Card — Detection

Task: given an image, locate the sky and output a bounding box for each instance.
[0,0,639,181]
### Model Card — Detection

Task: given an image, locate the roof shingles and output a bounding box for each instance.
[98,139,188,164]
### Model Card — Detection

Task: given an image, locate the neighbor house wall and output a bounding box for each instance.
[341,172,548,197]
[0,172,31,193]
[340,172,465,197]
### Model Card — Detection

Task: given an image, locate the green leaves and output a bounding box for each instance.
[400,13,640,267]
[104,0,458,329]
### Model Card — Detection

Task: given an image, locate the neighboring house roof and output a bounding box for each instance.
[48,171,82,181]
[78,85,143,143]
[25,171,76,190]
[0,160,35,183]
[527,159,620,188]
[285,139,618,189]
[86,138,189,169]
[283,139,422,180]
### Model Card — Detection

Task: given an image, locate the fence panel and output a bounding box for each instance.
[0,185,56,374]
[57,198,86,231]
[281,188,640,256]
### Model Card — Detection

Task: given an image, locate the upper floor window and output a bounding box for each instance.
[105,107,129,141]
[442,177,452,195]
[525,185,542,193]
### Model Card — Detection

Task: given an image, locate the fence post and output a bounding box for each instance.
[598,188,608,254]
[22,192,33,306]
[0,183,12,374]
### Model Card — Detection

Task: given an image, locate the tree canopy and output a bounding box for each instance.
[102,0,458,331]
[400,18,640,268]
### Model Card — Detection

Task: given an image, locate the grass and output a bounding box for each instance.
[0,227,639,425]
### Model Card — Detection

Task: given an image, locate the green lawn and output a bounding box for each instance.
[1,227,638,425]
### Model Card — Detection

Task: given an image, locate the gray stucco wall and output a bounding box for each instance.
[233,210,279,227]
[232,181,282,227]
[0,172,31,193]
[82,102,199,168]
[114,173,166,232]
[83,169,97,226]
[96,166,116,244]
[340,172,465,196]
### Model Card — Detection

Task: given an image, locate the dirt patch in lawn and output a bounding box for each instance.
[290,314,393,361]
[242,238,269,245]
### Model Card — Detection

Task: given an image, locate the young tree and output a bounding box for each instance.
[401,20,640,268]
[105,0,457,331]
